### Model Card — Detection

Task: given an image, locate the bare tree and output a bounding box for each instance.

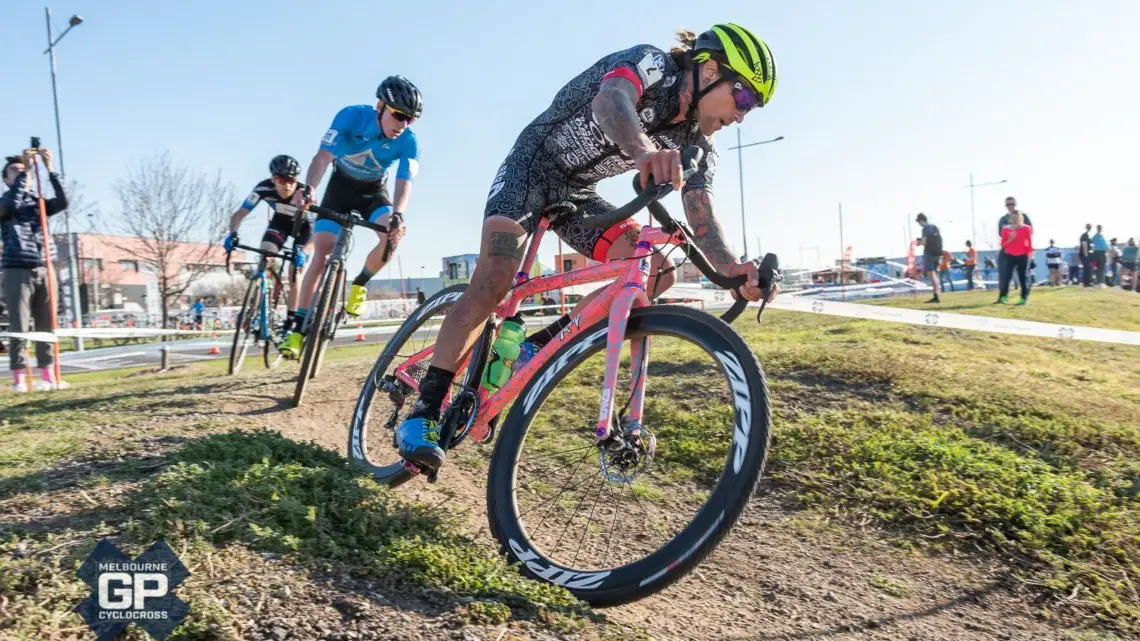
[103,152,234,327]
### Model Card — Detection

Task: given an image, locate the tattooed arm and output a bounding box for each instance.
[592,77,683,189]
[682,188,766,302]
[591,77,656,160]
[682,188,739,268]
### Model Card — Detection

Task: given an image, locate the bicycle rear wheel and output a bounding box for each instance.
[292,261,340,407]
[347,284,468,487]
[228,277,260,375]
[486,305,771,607]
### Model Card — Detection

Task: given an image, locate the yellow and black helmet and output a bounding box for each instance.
[694,24,778,107]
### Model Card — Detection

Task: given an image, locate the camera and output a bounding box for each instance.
[30,136,41,149]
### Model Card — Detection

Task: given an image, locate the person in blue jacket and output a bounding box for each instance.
[1,147,69,392]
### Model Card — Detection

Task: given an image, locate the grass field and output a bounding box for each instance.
[1,285,1137,639]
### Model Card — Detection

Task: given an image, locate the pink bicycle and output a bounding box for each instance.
[348,147,780,606]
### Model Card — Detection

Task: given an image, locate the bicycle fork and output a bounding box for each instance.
[595,255,652,441]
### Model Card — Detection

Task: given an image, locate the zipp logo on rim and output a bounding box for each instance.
[523,327,607,414]
[714,350,752,474]
[418,291,464,320]
[509,539,610,590]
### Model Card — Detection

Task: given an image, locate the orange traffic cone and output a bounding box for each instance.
[208,345,221,355]
[355,324,365,341]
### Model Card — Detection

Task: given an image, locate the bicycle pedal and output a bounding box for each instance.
[402,459,423,475]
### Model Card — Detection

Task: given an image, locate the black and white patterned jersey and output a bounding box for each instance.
[239,179,315,218]
[490,44,717,196]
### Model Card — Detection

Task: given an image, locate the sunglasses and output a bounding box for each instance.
[386,104,415,123]
[1006,202,1016,207]
[730,79,761,112]
[272,175,297,185]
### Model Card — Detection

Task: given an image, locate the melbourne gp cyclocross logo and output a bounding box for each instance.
[75,538,190,641]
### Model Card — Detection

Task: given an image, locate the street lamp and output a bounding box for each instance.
[964,173,1007,247]
[728,132,783,261]
[44,7,85,349]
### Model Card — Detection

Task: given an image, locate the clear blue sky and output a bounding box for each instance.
[4,0,1138,279]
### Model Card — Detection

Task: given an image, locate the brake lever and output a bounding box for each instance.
[755,254,782,324]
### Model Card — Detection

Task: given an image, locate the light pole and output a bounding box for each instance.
[728,132,784,261]
[964,173,1007,248]
[44,8,85,349]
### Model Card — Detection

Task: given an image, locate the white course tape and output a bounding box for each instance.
[766,297,1140,346]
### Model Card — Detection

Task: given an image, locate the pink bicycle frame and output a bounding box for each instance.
[394,216,684,443]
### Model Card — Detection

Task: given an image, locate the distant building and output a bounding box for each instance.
[50,232,247,318]
[555,250,595,273]
[366,276,445,299]
[442,253,479,286]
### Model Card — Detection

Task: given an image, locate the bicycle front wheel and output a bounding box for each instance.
[292,261,340,407]
[228,277,260,375]
[486,305,771,607]
[310,267,345,380]
[263,272,286,370]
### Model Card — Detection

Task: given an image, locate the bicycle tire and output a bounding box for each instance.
[485,305,771,607]
[348,284,468,487]
[310,268,345,380]
[228,277,260,375]
[292,261,340,408]
[263,272,285,370]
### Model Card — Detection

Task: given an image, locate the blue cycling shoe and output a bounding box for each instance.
[396,413,445,470]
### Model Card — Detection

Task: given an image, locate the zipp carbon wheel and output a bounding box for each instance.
[292,262,340,408]
[228,277,260,376]
[347,284,467,487]
[486,305,771,607]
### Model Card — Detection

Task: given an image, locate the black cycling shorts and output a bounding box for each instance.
[484,151,640,261]
[261,213,313,250]
[314,169,393,236]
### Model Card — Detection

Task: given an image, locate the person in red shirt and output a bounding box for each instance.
[997,211,1033,305]
[963,241,978,290]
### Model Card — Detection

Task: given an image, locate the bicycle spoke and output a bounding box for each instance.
[551,469,605,557]
[570,474,608,568]
[524,450,598,529]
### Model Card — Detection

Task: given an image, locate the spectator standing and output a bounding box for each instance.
[1120,238,1138,291]
[1079,223,1092,286]
[1068,248,1082,285]
[1091,225,1108,286]
[1107,238,1122,287]
[914,213,943,303]
[1,148,69,392]
[938,249,955,292]
[416,287,426,305]
[983,255,996,283]
[963,241,978,290]
[997,210,1033,305]
[1045,240,1063,286]
[997,197,1032,287]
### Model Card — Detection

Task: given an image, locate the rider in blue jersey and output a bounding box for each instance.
[281,75,423,358]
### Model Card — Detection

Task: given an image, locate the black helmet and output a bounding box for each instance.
[269,154,300,178]
[376,75,423,118]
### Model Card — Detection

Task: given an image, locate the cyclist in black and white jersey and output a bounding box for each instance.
[395,24,781,471]
[224,155,316,337]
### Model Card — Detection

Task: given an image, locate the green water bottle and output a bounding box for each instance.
[481,315,526,392]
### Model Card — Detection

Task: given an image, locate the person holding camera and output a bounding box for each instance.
[1,145,69,392]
